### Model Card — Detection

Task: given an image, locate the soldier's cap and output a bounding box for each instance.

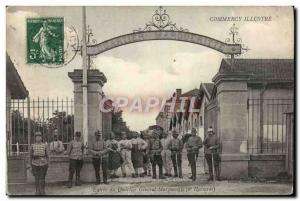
[207,127,214,133]
[152,130,160,135]
[35,131,42,136]
[75,131,81,137]
[172,131,179,136]
[95,130,102,136]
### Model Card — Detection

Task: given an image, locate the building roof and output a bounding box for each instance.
[6,54,29,99]
[155,112,164,120]
[180,88,199,97]
[215,58,294,82]
[199,83,214,101]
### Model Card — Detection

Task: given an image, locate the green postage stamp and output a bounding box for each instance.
[27,17,64,65]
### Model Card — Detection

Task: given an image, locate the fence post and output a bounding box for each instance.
[259,98,264,153]
[27,97,31,150]
[259,86,266,154]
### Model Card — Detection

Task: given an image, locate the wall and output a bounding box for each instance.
[248,87,294,100]
[205,99,218,138]
[23,155,99,184]
[6,86,12,155]
[198,96,209,140]
[248,155,286,178]
[7,156,27,184]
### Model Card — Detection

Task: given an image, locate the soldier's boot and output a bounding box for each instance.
[35,178,40,195]
[152,166,157,179]
[75,175,81,186]
[103,176,109,185]
[40,179,46,195]
[159,165,166,179]
[178,166,183,178]
[207,168,213,181]
[95,171,101,184]
[96,173,101,184]
[67,172,73,188]
[173,164,178,177]
[191,164,196,181]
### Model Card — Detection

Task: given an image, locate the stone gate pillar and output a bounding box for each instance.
[68,69,107,146]
[213,73,250,179]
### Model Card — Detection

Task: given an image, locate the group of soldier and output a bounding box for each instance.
[28,127,220,195]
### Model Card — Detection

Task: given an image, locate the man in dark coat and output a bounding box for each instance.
[168,130,183,178]
[203,126,220,181]
[185,128,203,181]
[90,130,109,184]
[149,130,166,179]
[66,131,84,188]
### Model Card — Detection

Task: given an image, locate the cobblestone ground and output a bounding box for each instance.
[7,155,293,196]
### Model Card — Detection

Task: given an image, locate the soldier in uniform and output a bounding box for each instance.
[185,128,203,181]
[131,132,147,177]
[168,130,183,178]
[141,132,152,176]
[119,131,135,178]
[203,126,220,181]
[90,130,109,184]
[49,129,64,154]
[66,131,84,188]
[148,130,166,179]
[161,131,172,177]
[29,131,49,195]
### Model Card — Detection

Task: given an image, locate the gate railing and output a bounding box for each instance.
[247,98,293,154]
[7,97,74,156]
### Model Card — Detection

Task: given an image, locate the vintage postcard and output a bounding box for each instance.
[6,6,294,196]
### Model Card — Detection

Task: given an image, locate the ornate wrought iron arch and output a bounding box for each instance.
[86,6,243,56]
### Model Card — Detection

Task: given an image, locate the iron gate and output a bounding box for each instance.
[7,97,74,156]
[247,99,293,154]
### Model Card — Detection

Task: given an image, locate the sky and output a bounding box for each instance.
[6,6,294,131]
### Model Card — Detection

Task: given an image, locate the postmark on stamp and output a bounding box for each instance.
[27,17,64,65]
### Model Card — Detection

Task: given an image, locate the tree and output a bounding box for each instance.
[112,109,132,139]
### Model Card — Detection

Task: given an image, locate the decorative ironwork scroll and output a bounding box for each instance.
[133,6,188,32]
[225,23,250,56]
[86,7,243,56]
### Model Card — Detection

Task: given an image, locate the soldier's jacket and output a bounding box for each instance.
[90,139,108,158]
[185,135,203,154]
[30,143,49,166]
[203,134,220,154]
[106,139,120,151]
[148,138,163,156]
[168,138,183,153]
[131,138,147,152]
[66,140,84,160]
